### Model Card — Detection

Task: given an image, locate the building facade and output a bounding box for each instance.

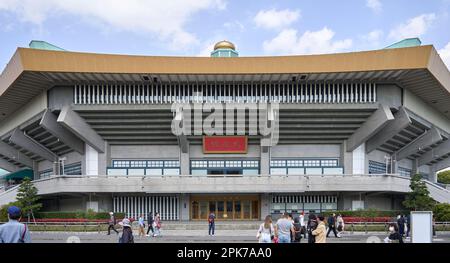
[0,40,449,221]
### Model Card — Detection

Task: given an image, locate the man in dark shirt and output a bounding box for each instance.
[326,213,339,238]
[208,212,216,236]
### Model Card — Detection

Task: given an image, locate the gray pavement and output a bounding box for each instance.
[29,230,450,243]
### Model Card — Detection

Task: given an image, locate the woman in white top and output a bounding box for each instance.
[257,215,275,243]
[336,214,345,236]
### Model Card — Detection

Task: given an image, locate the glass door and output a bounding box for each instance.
[217,201,224,219]
[224,201,233,220]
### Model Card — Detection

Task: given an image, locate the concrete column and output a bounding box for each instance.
[98,141,109,176]
[180,144,190,175]
[341,142,353,174]
[85,144,99,176]
[430,164,438,183]
[260,193,270,220]
[32,161,39,180]
[260,146,270,176]
[391,154,398,174]
[352,143,366,174]
[52,160,60,176]
[179,194,190,221]
[411,158,419,175]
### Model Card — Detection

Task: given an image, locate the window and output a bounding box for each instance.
[109,160,180,176]
[191,160,260,175]
[398,167,412,177]
[369,160,387,174]
[63,162,82,175]
[270,158,342,175]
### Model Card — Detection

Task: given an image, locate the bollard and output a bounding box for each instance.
[351,223,354,234]
[98,224,101,233]
[365,222,368,234]
[84,223,87,232]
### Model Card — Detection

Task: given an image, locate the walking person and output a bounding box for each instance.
[405,214,411,239]
[299,212,307,239]
[256,215,274,243]
[153,212,161,237]
[397,215,405,237]
[307,213,318,243]
[312,215,327,243]
[208,211,216,236]
[107,212,119,235]
[118,218,134,243]
[336,214,345,237]
[274,212,295,243]
[138,214,145,238]
[384,223,403,243]
[146,212,154,237]
[292,216,303,243]
[0,206,31,243]
[326,213,339,238]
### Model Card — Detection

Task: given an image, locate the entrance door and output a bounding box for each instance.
[191,195,259,220]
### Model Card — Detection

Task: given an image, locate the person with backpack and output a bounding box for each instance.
[208,212,216,236]
[118,218,134,243]
[326,213,339,238]
[0,206,31,243]
[107,211,119,235]
[307,213,317,243]
[256,215,274,243]
[292,216,303,243]
[146,212,154,237]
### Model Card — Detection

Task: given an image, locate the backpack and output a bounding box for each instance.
[19,224,27,243]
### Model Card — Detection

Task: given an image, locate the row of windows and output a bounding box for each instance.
[112,160,180,168]
[191,160,259,168]
[398,167,412,177]
[107,168,180,176]
[368,160,388,174]
[270,159,338,167]
[270,167,344,175]
[38,162,82,178]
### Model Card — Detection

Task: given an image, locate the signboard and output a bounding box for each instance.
[411,211,433,243]
[203,136,248,154]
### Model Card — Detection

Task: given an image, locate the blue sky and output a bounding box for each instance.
[0,0,450,70]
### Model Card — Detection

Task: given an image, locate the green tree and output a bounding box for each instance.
[403,174,436,211]
[0,201,21,222]
[437,170,450,184]
[16,177,42,222]
[433,203,450,221]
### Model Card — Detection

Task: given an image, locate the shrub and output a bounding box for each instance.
[433,203,450,221]
[437,170,450,184]
[34,211,125,220]
[0,201,22,222]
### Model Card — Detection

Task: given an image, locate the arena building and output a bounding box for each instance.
[0,39,449,221]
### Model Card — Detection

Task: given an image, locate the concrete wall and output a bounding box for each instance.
[110,145,180,160]
[48,86,74,111]
[271,144,340,158]
[341,193,405,211]
[0,91,47,136]
[403,89,450,133]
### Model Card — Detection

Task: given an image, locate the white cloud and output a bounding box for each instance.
[388,13,436,40]
[223,20,245,32]
[263,27,352,55]
[364,29,384,42]
[438,42,450,70]
[253,8,300,30]
[366,0,382,13]
[0,0,227,50]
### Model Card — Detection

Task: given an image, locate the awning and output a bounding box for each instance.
[2,169,33,181]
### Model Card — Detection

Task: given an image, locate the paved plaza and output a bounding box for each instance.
[29,230,450,243]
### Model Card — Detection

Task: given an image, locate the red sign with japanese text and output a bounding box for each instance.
[203,136,248,154]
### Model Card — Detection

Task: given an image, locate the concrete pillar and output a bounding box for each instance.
[85,144,99,176]
[180,144,190,175]
[260,146,270,176]
[260,193,270,220]
[429,164,438,183]
[391,154,398,174]
[341,142,353,174]
[98,141,109,176]
[179,194,190,221]
[52,160,60,176]
[411,158,419,175]
[32,161,39,180]
[352,143,366,174]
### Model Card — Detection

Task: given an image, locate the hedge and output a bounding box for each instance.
[34,211,126,220]
[321,210,409,218]
[437,170,450,184]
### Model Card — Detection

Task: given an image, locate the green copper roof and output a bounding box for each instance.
[29,40,65,51]
[384,38,422,49]
[2,169,33,181]
[211,48,239,57]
